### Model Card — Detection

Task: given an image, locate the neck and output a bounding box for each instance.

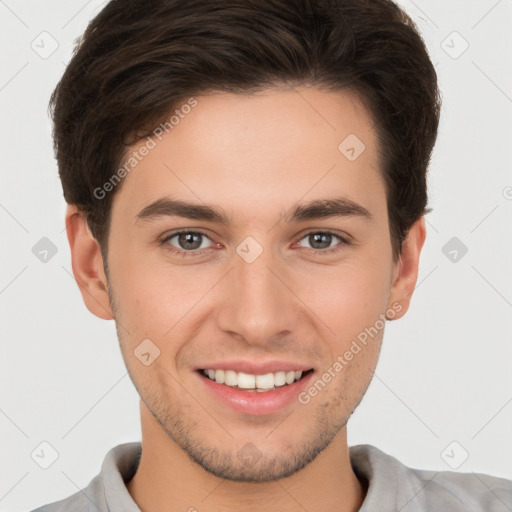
[127,402,366,512]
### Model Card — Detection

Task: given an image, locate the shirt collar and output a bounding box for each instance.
[98,442,420,512]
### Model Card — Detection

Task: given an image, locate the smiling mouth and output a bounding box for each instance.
[198,368,314,392]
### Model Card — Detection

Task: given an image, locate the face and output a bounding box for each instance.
[72,85,421,482]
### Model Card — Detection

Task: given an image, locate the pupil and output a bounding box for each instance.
[311,233,331,249]
[179,232,201,250]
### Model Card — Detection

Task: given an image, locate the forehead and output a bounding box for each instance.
[112,86,385,224]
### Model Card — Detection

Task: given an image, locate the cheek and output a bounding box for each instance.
[333,339,382,401]
[109,248,220,341]
[109,225,393,346]
[306,257,392,334]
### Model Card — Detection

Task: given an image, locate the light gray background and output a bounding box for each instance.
[1,1,511,511]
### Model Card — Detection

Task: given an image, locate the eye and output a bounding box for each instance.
[296,231,349,254]
[161,230,215,256]
[160,229,350,259]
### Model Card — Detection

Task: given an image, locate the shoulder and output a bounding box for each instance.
[28,493,90,512]
[411,464,512,511]
[26,442,142,512]
[27,473,106,512]
[350,444,512,511]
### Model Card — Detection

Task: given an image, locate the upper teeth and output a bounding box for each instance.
[203,369,303,390]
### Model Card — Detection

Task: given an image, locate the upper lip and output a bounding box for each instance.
[196,360,314,375]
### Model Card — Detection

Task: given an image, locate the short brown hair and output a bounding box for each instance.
[49,0,441,262]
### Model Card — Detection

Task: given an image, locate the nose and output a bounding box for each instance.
[216,243,298,347]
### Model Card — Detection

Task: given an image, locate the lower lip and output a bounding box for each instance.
[196,370,315,416]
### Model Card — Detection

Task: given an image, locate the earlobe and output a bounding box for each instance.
[387,217,426,320]
[65,205,114,320]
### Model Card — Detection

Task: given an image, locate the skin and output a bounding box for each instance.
[66,85,426,512]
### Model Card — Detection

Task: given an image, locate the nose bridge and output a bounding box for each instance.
[217,240,296,343]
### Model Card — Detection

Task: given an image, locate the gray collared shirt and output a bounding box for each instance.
[29,442,512,511]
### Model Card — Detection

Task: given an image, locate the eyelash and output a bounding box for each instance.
[160,229,350,258]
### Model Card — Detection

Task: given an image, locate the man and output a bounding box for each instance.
[32,0,512,511]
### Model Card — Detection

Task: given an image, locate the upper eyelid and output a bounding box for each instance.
[162,229,348,248]
[161,228,213,243]
[296,231,346,244]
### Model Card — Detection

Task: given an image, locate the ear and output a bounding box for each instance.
[65,204,114,320]
[386,216,426,320]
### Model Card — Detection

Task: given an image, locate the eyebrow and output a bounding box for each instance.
[135,196,372,225]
